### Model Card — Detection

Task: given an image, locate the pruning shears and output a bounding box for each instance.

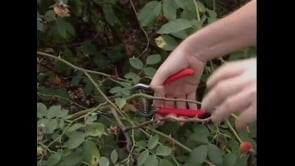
[132,68,208,119]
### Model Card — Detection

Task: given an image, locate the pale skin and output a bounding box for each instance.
[150,0,256,130]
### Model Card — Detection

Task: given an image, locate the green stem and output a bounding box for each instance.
[37,51,128,83]
[194,0,201,22]
[148,128,192,152]
[67,103,107,120]
[170,154,180,166]
[226,120,243,144]
[213,0,216,11]
[129,0,149,58]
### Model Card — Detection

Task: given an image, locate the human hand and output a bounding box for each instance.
[150,48,206,124]
[201,58,257,130]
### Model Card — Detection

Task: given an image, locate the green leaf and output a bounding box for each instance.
[137,150,149,166]
[37,16,44,32]
[57,109,69,119]
[103,4,120,26]
[54,18,75,39]
[208,144,223,164]
[138,1,161,27]
[159,159,174,166]
[121,87,131,96]
[71,73,82,86]
[189,133,209,144]
[228,140,239,154]
[148,135,159,150]
[83,140,100,165]
[94,54,110,70]
[37,103,47,118]
[60,149,83,166]
[65,131,85,149]
[47,151,62,166]
[235,155,248,166]
[86,115,97,125]
[193,125,210,136]
[163,0,177,20]
[38,118,49,126]
[171,30,188,39]
[158,19,193,34]
[84,79,94,95]
[143,67,157,77]
[146,54,161,65]
[47,105,61,118]
[110,86,122,94]
[115,98,126,109]
[110,149,118,163]
[47,119,58,134]
[124,72,141,84]
[188,145,208,166]
[178,0,197,19]
[68,123,84,132]
[155,35,178,51]
[59,119,64,129]
[156,145,172,156]
[144,155,158,166]
[86,123,105,137]
[190,125,210,144]
[82,44,98,56]
[129,57,144,70]
[99,157,110,166]
[223,153,237,166]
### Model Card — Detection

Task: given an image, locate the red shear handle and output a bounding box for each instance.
[158,108,206,118]
[163,69,195,85]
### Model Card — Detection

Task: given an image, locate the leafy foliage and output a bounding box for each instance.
[37,0,256,166]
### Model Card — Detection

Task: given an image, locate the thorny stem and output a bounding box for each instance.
[126,93,202,105]
[37,51,128,83]
[129,0,150,58]
[46,114,85,149]
[84,72,133,150]
[147,128,192,152]
[226,120,243,144]
[67,102,108,120]
[37,92,87,109]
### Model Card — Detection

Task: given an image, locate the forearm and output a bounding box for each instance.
[179,0,256,62]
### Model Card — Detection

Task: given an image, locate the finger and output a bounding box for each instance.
[164,95,176,108]
[176,95,187,109]
[153,92,164,108]
[235,105,256,131]
[202,74,251,112]
[207,62,245,89]
[150,85,165,108]
[178,116,185,126]
[155,114,165,126]
[210,88,254,125]
[187,92,198,110]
